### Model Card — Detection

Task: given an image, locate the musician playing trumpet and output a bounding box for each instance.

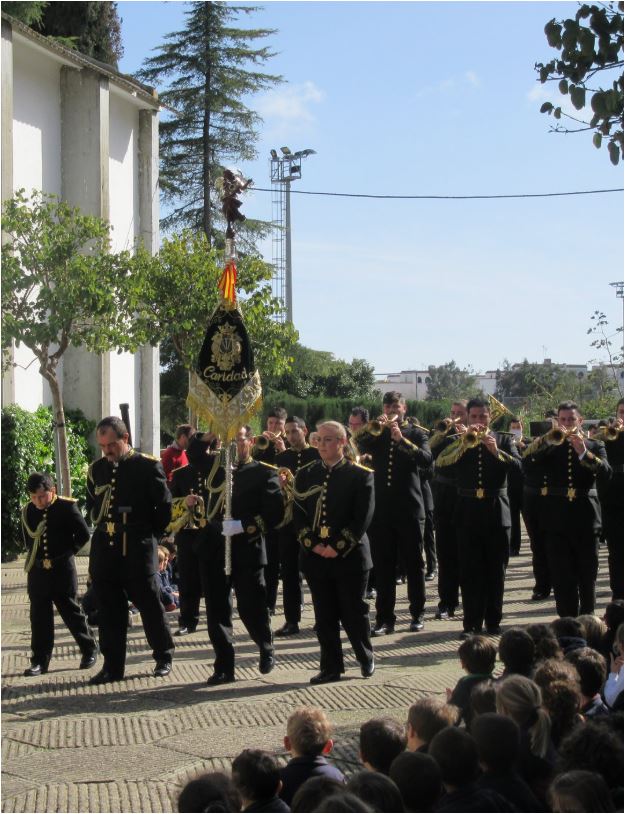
[436,397,522,638]
[600,399,624,600]
[522,401,611,617]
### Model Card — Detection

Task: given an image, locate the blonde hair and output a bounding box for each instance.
[316,420,347,440]
[157,546,169,563]
[496,675,552,759]
[577,614,607,650]
[286,706,332,756]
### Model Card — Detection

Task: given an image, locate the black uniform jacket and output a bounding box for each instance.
[292,457,374,577]
[86,449,172,576]
[522,434,611,531]
[601,433,623,512]
[355,421,432,520]
[252,435,289,466]
[168,452,223,558]
[275,445,320,473]
[430,431,458,516]
[202,459,284,571]
[435,432,522,528]
[22,496,90,573]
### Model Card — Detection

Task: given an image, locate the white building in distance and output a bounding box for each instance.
[1,14,161,452]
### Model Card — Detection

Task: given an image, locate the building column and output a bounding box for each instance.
[1,18,15,406]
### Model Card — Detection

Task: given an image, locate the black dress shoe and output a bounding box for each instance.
[361,658,375,678]
[79,651,98,670]
[23,660,50,677]
[207,671,235,686]
[425,570,437,581]
[365,588,377,599]
[174,626,197,636]
[259,654,275,675]
[89,668,124,685]
[153,661,172,677]
[275,622,299,637]
[531,591,550,601]
[486,626,501,636]
[310,670,341,685]
[409,617,425,632]
[371,623,394,637]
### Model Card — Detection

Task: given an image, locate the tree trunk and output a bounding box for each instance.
[41,364,72,497]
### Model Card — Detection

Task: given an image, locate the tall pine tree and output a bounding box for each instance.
[137,2,283,244]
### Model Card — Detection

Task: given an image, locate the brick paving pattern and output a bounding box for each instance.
[2,540,611,813]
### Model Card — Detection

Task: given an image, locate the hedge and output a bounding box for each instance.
[1,405,95,562]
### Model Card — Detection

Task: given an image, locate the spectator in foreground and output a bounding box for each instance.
[468,679,497,720]
[177,772,241,813]
[471,713,542,812]
[290,777,344,813]
[346,771,405,812]
[604,623,624,710]
[314,792,372,812]
[557,718,625,795]
[446,635,496,725]
[576,614,607,652]
[428,726,513,812]
[389,751,442,813]
[161,423,195,481]
[231,749,290,812]
[406,698,459,753]
[599,601,624,666]
[498,628,536,679]
[550,617,587,656]
[359,717,406,774]
[548,770,616,813]
[567,647,609,718]
[526,623,563,664]
[279,707,344,807]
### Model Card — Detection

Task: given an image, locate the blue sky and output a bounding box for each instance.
[118,1,624,375]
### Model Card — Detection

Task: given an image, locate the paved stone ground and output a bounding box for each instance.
[2,539,612,813]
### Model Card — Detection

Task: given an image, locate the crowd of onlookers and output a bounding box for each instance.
[175,602,624,812]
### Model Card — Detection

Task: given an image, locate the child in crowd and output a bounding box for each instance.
[548,770,616,814]
[177,772,241,813]
[604,623,624,710]
[567,647,609,718]
[498,628,536,678]
[231,749,289,812]
[526,623,563,663]
[358,717,406,775]
[157,545,179,612]
[389,752,442,813]
[446,635,497,725]
[550,618,587,656]
[279,707,344,807]
[406,697,459,753]
[576,614,607,653]
[599,601,624,667]
[290,778,344,813]
[469,679,497,720]
[346,772,404,813]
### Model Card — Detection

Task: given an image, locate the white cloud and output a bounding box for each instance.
[526,82,584,120]
[465,70,480,87]
[415,71,480,98]
[257,81,325,124]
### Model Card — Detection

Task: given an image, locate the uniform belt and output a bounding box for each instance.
[457,488,507,499]
[96,522,152,534]
[434,474,455,487]
[524,486,597,498]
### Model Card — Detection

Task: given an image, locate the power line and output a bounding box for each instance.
[254,186,623,200]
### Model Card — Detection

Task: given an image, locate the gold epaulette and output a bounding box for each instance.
[259,461,279,470]
[139,452,159,462]
[352,461,374,473]
[57,496,78,503]
[297,459,318,472]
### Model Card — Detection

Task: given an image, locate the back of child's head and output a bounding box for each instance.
[177,772,241,813]
[551,616,585,640]
[495,675,552,760]
[604,600,624,632]
[314,792,373,812]
[576,614,607,651]
[557,719,625,791]
[458,634,497,675]
[541,678,582,748]
[287,706,332,756]
[498,628,535,676]
[567,647,607,698]
[389,751,442,812]
[550,770,617,812]
[428,726,479,788]
[359,717,406,774]
[291,777,344,813]
[346,771,405,813]
[469,679,497,719]
[526,623,563,662]
[231,748,280,804]
[407,697,459,747]
[533,657,579,692]
[471,712,520,775]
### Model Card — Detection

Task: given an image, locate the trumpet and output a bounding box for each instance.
[435,416,462,433]
[253,435,271,452]
[462,427,490,449]
[596,423,624,442]
[545,426,582,446]
[366,414,399,436]
[406,416,431,435]
[185,494,206,530]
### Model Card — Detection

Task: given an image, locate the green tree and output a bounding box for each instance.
[425,361,477,401]
[536,3,624,164]
[2,1,47,27]
[136,1,282,243]
[1,190,139,494]
[130,231,297,436]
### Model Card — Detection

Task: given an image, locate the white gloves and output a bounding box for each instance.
[222,519,244,537]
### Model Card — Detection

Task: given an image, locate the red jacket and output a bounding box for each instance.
[161,444,188,482]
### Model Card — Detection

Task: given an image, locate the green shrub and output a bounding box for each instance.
[1,405,94,562]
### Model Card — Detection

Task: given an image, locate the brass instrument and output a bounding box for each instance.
[462,427,490,449]
[407,416,431,435]
[435,416,461,433]
[366,414,399,436]
[545,426,582,446]
[596,423,624,442]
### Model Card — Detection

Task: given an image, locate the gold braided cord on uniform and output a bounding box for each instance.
[21,504,47,574]
[166,498,192,534]
[522,435,549,458]
[89,483,113,526]
[434,438,466,468]
[429,430,448,451]
[292,483,325,533]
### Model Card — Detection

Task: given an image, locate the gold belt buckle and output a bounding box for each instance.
[106,521,116,535]
[42,558,52,570]
[567,487,576,501]
[476,488,485,499]
[319,525,330,539]
[540,486,548,496]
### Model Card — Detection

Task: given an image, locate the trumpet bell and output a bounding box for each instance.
[254,435,271,452]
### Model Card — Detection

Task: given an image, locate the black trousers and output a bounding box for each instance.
[263,530,280,613]
[508,485,523,555]
[458,524,509,632]
[232,565,274,662]
[522,491,551,595]
[434,508,459,613]
[27,560,96,661]
[544,527,599,617]
[278,527,303,624]
[175,532,202,630]
[369,515,426,626]
[424,510,437,573]
[91,571,174,677]
[198,558,235,676]
[603,504,624,600]
[306,568,372,674]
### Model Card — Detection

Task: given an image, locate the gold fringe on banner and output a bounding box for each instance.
[187,369,263,442]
